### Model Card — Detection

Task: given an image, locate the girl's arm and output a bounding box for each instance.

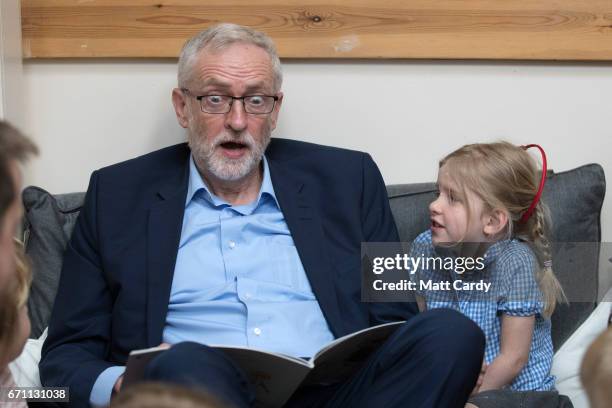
[479,314,534,391]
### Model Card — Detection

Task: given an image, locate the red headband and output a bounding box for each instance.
[519,144,547,223]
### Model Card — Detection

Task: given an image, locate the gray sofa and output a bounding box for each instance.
[22,163,606,352]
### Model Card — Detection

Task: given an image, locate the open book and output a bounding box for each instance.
[123,321,404,407]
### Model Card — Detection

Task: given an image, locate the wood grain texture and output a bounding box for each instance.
[21,0,612,60]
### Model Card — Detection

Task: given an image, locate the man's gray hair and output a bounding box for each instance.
[178,23,283,92]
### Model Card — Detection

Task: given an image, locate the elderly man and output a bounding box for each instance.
[41,24,484,407]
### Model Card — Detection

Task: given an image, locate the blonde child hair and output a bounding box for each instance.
[580,328,612,408]
[0,239,32,360]
[439,142,565,318]
[111,382,227,408]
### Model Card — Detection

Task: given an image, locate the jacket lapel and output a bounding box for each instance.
[268,159,344,338]
[146,156,189,346]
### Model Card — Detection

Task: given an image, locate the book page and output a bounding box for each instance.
[304,321,404,386]
[215,346,312,407]
[123,345,168,387]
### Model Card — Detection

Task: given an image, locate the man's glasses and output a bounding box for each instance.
[181,89,278,115]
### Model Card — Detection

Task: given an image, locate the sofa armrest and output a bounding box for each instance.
[551,287,612,407]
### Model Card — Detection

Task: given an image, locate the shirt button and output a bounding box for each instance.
[245,292,252,300]
[228,240,236,249]
[253,327,262,336]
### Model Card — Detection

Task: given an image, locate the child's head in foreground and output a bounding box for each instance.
[581,328,612,408]
[430,141,564,316]
[0,239,31,368]
[111,382,227,408]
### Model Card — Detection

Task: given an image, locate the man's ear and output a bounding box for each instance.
[483,209,509,238]
[172,88,190,129]
[269,92,283,130]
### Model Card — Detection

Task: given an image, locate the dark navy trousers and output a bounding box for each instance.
[143,309,485,408]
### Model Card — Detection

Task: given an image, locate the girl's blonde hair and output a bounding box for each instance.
[439,142,565,318]
[0,239,32,355]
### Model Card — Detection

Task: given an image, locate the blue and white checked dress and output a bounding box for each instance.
[411,230,555,391]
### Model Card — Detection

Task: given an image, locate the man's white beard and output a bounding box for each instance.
[189,128,270,181]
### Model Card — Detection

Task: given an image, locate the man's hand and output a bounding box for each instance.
[113,343,172,395]
[471,361,487,396]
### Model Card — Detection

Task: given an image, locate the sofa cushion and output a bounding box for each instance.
[550,287,612,407]
[22,187,85,338]
[387,164,606,350]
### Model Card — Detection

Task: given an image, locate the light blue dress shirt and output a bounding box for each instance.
[90,155,334,406]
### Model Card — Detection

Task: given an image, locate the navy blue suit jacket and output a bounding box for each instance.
[40,139,417,406]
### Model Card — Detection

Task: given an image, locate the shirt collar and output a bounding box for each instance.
[185,155,279,210]
[431,238,512,268]
[480,239,515,267]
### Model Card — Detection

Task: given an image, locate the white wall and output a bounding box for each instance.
[0,0,24,126]
[22,61,611,219]
[21,59,612,294]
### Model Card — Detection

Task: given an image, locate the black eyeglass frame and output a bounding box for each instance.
[181,88,279,115]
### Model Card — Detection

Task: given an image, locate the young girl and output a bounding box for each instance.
[411,142,566,407]
[0,239,32,408]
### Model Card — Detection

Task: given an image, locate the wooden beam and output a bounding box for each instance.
[22,0,612,60]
